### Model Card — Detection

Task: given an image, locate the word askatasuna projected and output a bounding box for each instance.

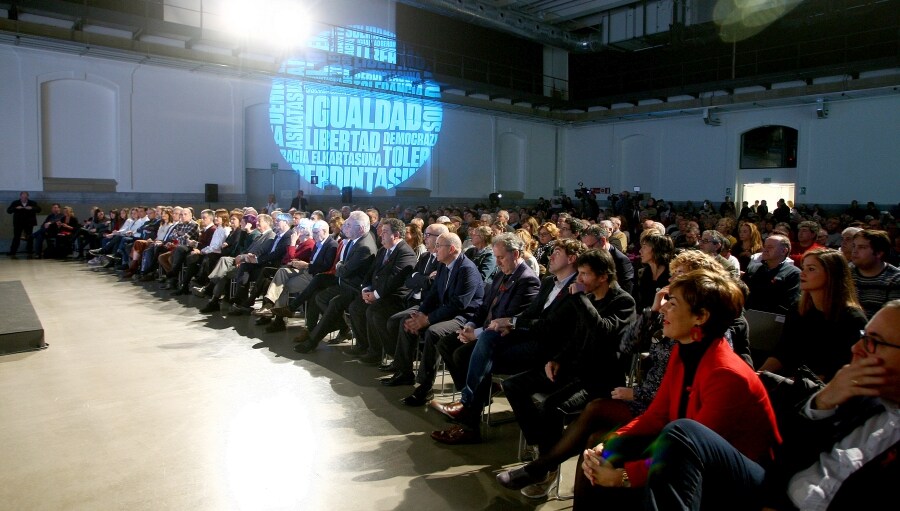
[269,25,443,194]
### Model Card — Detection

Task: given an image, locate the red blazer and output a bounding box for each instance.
[616,338,781,487]
[284,238,314,265]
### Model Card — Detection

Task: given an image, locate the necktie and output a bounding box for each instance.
[383,248,392,265]
[485,274,511,325]
[343,239,355,261]
[311,242,322,263]
[269,234,282,253]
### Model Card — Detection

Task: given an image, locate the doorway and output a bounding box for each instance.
[741,183,795,214]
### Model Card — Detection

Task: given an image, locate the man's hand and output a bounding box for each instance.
[457,324,477,344]
[403,310,430,333]
[815,356,889,410]
[487,317,513,336]
[290,260,308,270]
[361,289,376,304]
[545,361,560,382]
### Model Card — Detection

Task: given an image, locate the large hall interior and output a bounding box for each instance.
[1,0,899,510]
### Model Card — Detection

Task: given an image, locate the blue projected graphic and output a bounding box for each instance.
[269,25,443,194]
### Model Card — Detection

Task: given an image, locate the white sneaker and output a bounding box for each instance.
[520,469,559,499]
[87,257,102,266]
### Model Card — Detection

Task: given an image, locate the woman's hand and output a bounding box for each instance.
[611,387,634,401]
[581,445,622,487]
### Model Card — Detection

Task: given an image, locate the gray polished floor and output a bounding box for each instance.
[0,258,575,510]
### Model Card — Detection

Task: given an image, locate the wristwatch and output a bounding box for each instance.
[620,468,631,488]
[510,317,517,329]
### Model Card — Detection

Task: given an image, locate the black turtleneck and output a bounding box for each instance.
[677,338,713,418]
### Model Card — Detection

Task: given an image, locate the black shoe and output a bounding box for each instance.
[377,363,397,372]
[360,353,382,365]
[199,300,220,313]
[401,386,434,407]
[293,340,317,354]
[264,318,286,333]
[342,346,368,358]
[227,304,251,316]
[171,288,189,296]
[255,316,273,326]
[381,372,415,387]
[160,279,175,290]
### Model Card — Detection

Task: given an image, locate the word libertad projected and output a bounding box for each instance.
[269,25,443,194]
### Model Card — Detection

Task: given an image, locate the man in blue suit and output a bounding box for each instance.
[384,233,484,404]
[424,233,541,408]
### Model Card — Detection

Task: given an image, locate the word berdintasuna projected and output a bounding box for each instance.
[269,25,443,194]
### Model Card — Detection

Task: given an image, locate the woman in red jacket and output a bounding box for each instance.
[577,268,781,510]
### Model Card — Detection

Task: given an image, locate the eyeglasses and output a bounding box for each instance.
[424,232,437,238]
[860,331,900,353]
[435,243,453,249]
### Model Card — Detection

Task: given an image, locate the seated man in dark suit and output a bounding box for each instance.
[383,233,484,404]
[742,234,801,314]
[227,213,294,313]
[378,223,446,371]
[641,300,900,511]
[345,218,418,363]
[426,233,541,408]
[580,223,635,295]
[294,210,377,353]
[429,238,586,444]
[501,249,636,465]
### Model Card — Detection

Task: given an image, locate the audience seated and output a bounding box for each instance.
[384,232,484,407]
[344,218,417,364]
[429,239,585,444]
[293,211,377,353]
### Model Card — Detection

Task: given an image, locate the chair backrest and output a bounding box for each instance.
[745,308,786,368]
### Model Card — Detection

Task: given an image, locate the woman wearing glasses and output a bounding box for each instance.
[757,248,867,382]
[534,222,559,270]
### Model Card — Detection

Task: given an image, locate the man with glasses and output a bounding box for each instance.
[699,230,740,278]
[383,233,484,402]
[639,300,900,510]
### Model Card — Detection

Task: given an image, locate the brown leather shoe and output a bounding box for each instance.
[431,424,481,445]
[429,400,467,419]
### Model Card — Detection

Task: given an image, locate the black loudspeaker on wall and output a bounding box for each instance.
[205,183,218,203]
[341,186,352,204]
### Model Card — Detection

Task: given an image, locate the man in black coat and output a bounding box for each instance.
[345,218,417,363]
[289,190,308,212]
[294,210,377,353]
[7,192,41,258]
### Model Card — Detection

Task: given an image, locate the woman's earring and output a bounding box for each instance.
[690,326,703,341]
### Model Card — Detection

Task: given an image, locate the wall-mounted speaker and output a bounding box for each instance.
[341,186,353,204]
[204,183,218,203]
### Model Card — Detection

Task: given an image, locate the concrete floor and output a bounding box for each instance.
[0,259,576,511]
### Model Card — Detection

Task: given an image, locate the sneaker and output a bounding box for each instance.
[87,257,103,266]
[519,469,559,499]
[88,248,103,256]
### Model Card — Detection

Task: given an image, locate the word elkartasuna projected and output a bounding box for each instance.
[269,25,443,194]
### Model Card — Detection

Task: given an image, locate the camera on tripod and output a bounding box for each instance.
[574,182,590,200]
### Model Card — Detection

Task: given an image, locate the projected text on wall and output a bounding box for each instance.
[269,26,443,194]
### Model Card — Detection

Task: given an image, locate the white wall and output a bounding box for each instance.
[563,96,900,206]
[1,43,897,206]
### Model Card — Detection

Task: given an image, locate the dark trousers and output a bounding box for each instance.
[393,317,464,389]
[574,419,766,511]
[9,224,34,255]
[347,294,404,355]
[386,307,418,360]
[309,285,356,344]
[502,367,593,453]
[458,329,542,412]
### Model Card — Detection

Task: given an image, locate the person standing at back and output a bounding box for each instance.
[7,191,41,259]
